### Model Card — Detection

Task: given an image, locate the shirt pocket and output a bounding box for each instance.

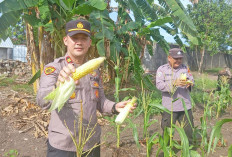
[66,85,83,110]
[90,80,100,101]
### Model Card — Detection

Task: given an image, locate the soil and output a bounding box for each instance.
[0,73,232,157]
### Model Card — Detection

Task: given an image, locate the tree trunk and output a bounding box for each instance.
[26,23,40,93]
[211,55,213,69]
[195,46,199,70]
[26,24,55,94]
[198,47,205,74]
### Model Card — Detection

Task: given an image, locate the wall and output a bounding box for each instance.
[142,44,231,73]
[0,48,7,59]
[0,48,13,60]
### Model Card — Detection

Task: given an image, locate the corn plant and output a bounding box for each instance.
[112,54,136,148]
[228,145,232,157]
[209,76,232,118]
[148,103,171,157]
[64,101,99,157]
[207,118,232,155]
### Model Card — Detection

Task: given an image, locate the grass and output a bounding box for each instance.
[0,75,34,94]
[191,73,218,105]
[193,74,217,90]
[0,75,16,87]
[204,68,223,74]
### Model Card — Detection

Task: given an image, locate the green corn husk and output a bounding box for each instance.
[44,57,106,112]
[46,77,75,112]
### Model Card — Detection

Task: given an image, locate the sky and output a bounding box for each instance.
[109,0,192,44]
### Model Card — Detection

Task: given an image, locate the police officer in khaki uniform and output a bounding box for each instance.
[37,19,136,157]
[156,48,194,144]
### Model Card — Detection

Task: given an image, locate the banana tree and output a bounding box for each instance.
[0,0,108,93]
[0,0,198,93]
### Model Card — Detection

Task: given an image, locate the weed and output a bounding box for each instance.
[12,84,34,94]
[3,149,18,157]
[0,75,17,87]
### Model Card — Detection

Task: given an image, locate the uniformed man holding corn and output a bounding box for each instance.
[156,48,195,144]
[37,19,136,157]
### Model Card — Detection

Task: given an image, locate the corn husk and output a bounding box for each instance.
[115,97,137,125]
[44,57,106,112]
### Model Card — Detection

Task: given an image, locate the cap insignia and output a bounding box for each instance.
[177,51,182,55]
[77,22,84,29]
[44,66,56,75]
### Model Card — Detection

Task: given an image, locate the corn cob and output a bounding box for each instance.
[115,97,137,125]
[72,57,106,81]
[44,57,106,112]
[180,73,187,81]
[186,80,193,85]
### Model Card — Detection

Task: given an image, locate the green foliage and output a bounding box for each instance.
[194,74,217,90]
[3,149,18,157]
[28,70,41,85]
[204,68,224,74]
[229,144,232,157]
[6,16,26,45]
[12,84,34,93]
[0,75,33,94]
[0,76,16,87]
[207,119,232,154]
[207,77,232,118]
[187,0,232,54]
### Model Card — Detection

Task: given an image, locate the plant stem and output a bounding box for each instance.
[117,125,120,148]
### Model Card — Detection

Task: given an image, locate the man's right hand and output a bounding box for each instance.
[174,79,187,87]
[56,64,78,86]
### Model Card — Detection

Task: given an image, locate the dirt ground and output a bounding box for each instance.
[0,73,232,157]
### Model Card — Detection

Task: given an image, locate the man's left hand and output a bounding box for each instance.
[115,100,137,113]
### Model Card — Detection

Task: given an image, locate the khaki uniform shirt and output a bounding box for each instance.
[37,53,115,151]
[156,64,194,112]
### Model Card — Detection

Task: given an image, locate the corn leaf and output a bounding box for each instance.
[173,124,190,157]
[207,119,232,154]
[28,70,41,85]
[149,103,171,114]
[190,150,201,157]
[128,119,140,148]
[228,145,232,157]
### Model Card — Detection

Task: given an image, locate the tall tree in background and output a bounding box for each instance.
[0,0,198,93]
[186,0,232,72]
[6,16,26,45]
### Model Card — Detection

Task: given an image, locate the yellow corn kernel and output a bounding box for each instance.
[72,57,106,81]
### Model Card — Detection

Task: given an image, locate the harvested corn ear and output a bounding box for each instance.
[115,97,137,125]
[180,73,187,81]
[44,57,106,112]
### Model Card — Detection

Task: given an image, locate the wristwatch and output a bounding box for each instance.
[112,103,119,114]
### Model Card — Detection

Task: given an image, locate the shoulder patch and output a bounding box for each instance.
[157,71,162,77]
[44,66,56,75]
[66,56,73,64]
